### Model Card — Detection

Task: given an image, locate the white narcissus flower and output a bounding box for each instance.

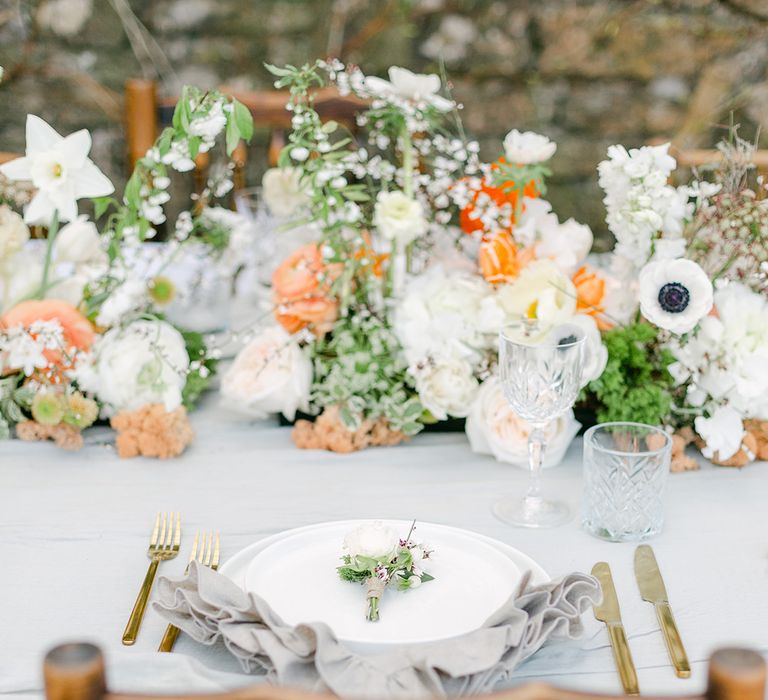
[75,319,189,414]
[694,406,746,462]
[220,326,311,421]
[412,354,479,420]
[261,167,310,218]
[466,376,580,467]
[502,130,557,164]
[0,115,114,225]
[364,67,453,112]
[53,215,105,264]
[0,205,30,259]
[373,190,428,246]
[343,522,399,562]
[638,258,713,334]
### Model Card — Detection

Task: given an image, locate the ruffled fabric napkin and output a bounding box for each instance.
[153,562,600,699]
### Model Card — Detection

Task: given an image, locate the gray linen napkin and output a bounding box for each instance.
[153,561,600,699]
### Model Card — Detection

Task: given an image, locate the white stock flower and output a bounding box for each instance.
[220,326,311,421]
[466,376,580,467]
[373,190,427,246]
[0,115,114,224]
[0,205,30,259]
[364,66,453,112]
[343,522,399,561]
[76,319,189,414]
[188,100,226,142]
[694,406,746,461]
[502,130,557,164]
[53,215,105,264]
[412,354,479,420]
[261,167,310,218]
[638,258,713,334]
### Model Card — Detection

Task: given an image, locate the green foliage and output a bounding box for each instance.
[584,323,676,426]
[0,375,32,438]
[180,329,218,410]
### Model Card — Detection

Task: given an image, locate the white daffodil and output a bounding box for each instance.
[0,115,114,225]
[364,66,454,112]
[638,258,713,335]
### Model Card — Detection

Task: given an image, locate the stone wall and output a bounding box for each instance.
[2,0,767,239]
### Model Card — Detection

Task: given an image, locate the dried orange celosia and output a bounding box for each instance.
[572,265,612,330]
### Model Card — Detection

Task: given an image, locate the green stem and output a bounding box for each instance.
[37,209,60,300]
[367,596,380,622]
[401,125,413,198]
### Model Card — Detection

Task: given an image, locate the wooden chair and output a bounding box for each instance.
[43,642,766,700]
[647,139,768,182]
[0,152,21,165]
[124,78,366,189]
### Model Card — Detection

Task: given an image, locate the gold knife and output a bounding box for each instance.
[592,562,640,696]
[634,545,690,679]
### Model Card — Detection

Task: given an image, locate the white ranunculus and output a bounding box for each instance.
[0,205,30,259]
[373,190,427,246]
[220,326,311,421]
[364,66,453,112]
[343,522,400,561]
[694,406,746,461]
[496,259,577,330]
[0,115,113,225]
[77,319,189,414]
[53,215,105,264]
[261,167,310,218]
[569,314,608,385]
[412,354,479,420]
[466,376,580,467]
[503,129,557,164]
[638,258,713,335]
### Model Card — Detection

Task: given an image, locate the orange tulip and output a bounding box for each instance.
[572,266,612,330]
[479,232,536,285]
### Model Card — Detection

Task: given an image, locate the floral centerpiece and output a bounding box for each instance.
[0,88,254,456]
[223,59,767,470]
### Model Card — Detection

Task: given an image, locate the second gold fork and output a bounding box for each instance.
[158,531,220,652]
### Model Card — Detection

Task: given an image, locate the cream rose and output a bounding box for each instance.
[466,376,580,467]
[53,215,105,264]
[373,190,428,246]
[0,205,30,259]
[343,522,400,562]
[412,354,479,420]
[76,319,189,414]
[221,326,311,420]
[261,167,310,218]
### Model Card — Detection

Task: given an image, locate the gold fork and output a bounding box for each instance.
[158,531,220,652]
[122,512,181,646]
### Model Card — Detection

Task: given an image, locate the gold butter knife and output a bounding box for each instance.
[634,545,690,679]
[592,562,640,696]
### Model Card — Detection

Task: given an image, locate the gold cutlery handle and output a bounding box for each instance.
[607,623,640,695]
[158,623,181,652]
[656,602,690,678]
[122,559,160,645]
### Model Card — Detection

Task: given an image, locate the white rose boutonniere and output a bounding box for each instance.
[0,205,30,260]
[466,376,580,467]
[373,190,428,246]
[221,326,311,421]
[503,129,557,164]
[261,167,311,218]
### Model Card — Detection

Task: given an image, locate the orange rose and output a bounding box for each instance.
[479,232,536,285]
[572,266,612,330]
[272,243,339,335]
[1,299,95,377]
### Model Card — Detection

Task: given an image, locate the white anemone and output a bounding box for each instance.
[364,67,454,112]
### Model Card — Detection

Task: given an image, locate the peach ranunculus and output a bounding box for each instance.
[1,299,95,376]
[572,265,612,330]
[479,231,536,285]
[272,243,340,335]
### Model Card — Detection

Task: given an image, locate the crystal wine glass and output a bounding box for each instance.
[495,321,587,528]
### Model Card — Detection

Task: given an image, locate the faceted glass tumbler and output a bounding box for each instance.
[582,422,672,542]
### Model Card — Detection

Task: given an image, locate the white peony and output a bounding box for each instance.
[76,319,189,414]
[638,258,713,335]
[502,130,557,164]
[261,167,311,218]
[220,326,311,421]
[412,354,479,420]
[53,215,105,264]
[373,190,428,246]
[0,205,30,259]
[343,522,400,562]
[694,406,746,461]
[466,376,580,467]
[364,66,453,112]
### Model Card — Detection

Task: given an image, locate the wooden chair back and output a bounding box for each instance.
[124,78,365,189]
[647,139,768,183]
[43,642,766,700]
[0,152,21,165]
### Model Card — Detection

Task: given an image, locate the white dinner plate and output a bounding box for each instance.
[219,520,549,651]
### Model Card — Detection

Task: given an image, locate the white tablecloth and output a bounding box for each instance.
[2,395,767,699]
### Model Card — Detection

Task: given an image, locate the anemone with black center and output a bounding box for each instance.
[657,282,690,314]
